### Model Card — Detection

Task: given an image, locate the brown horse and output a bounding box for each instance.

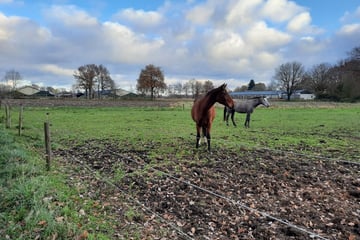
[191,83,234,151]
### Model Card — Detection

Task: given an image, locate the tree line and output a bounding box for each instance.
[273,46,360,101]
[1,45,359,101]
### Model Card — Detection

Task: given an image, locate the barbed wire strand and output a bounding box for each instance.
[105,148,330,240]
[68,155,195,240]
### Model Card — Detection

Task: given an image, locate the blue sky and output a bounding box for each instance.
[0,0,359,91]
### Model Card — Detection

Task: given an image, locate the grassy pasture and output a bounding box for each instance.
[1,100,360,239]
[12,101,360,161]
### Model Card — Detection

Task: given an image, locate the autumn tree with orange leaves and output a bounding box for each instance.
[136,64,166,100]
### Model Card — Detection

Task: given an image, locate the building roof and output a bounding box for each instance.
[230,90,282,97]
[114,88,136,97]
[17,86,40,95]
[33,90,55,97]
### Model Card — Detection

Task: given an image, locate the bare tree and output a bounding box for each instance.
[274,61,305,100]
[0,83,12,97]
[183,81,191,97]
[136,64,166,100]
[74,64,114,99]
[203,80,214,93]
[174,82,183,95]
[253,82,266,91]
[348,46,360,61]
[267,79,280,90]
[304,63,332,98]
[3,70,22,92]
[194,81,203,99]
[74,64,98,99]
[234,85,248,92]
[97,64,115,99]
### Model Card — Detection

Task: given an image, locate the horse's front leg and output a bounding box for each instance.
[231,111,237,127]
[245,113,250,128]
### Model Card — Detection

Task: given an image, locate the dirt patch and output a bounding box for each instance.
[55,139,360,240]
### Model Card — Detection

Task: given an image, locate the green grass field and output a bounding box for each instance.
[11,101,360,161]
[1,100,360,239]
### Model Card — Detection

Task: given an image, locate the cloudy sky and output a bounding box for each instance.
[0,0,359,91]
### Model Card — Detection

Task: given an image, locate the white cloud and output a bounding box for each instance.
[0,0,359,91]
[338,23,360,35]
[186,2,214,25]
[0,13,53,64]
[254,51,280,69]
[261,0,304,22]
[44,5,98,27]
[39,64,74,76]
[287,12,311,33]
[102,21,164,63]
[114,8,163,28]
[340,6,360,23]
[225,0,263,27]
[206,30,248,60]
[245,21,291,49]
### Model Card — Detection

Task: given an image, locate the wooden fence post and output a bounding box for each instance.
[5,103,11,128]
[44,113,51,171]
[18,104,23,136]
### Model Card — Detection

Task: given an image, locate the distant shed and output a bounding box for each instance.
[100,89,138,99]
[17,86,40,96]
[230,90,282,99]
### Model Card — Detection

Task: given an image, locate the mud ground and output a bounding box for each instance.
[55,139,360,240]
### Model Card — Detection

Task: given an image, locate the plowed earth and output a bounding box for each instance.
[55,139,360,240]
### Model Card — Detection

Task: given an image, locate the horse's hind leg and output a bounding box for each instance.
[207,133,211,151]
[202,126,208,144]
[196,125,201,148]
[205,129,211,151]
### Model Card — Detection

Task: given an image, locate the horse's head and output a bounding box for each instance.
[215,83,234,109]
[261,96,270,107]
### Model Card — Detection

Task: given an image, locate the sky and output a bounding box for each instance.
[0,0,359,92]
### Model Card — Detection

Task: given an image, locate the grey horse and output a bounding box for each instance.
[224,96,270,128]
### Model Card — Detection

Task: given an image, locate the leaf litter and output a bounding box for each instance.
[55,139,360,240]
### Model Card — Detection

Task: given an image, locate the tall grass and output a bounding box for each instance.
[0,128,81,239]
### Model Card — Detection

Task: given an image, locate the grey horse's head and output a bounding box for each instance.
[261,97,270,107]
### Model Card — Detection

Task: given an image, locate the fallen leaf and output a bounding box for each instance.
[38,220,47,226]
[349,234,356,240]
[76,230,88,240]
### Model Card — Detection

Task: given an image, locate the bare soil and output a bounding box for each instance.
[55,139,360,240]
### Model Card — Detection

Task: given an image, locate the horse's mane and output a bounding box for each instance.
[194,86,222,101]
[205,87,220,96]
